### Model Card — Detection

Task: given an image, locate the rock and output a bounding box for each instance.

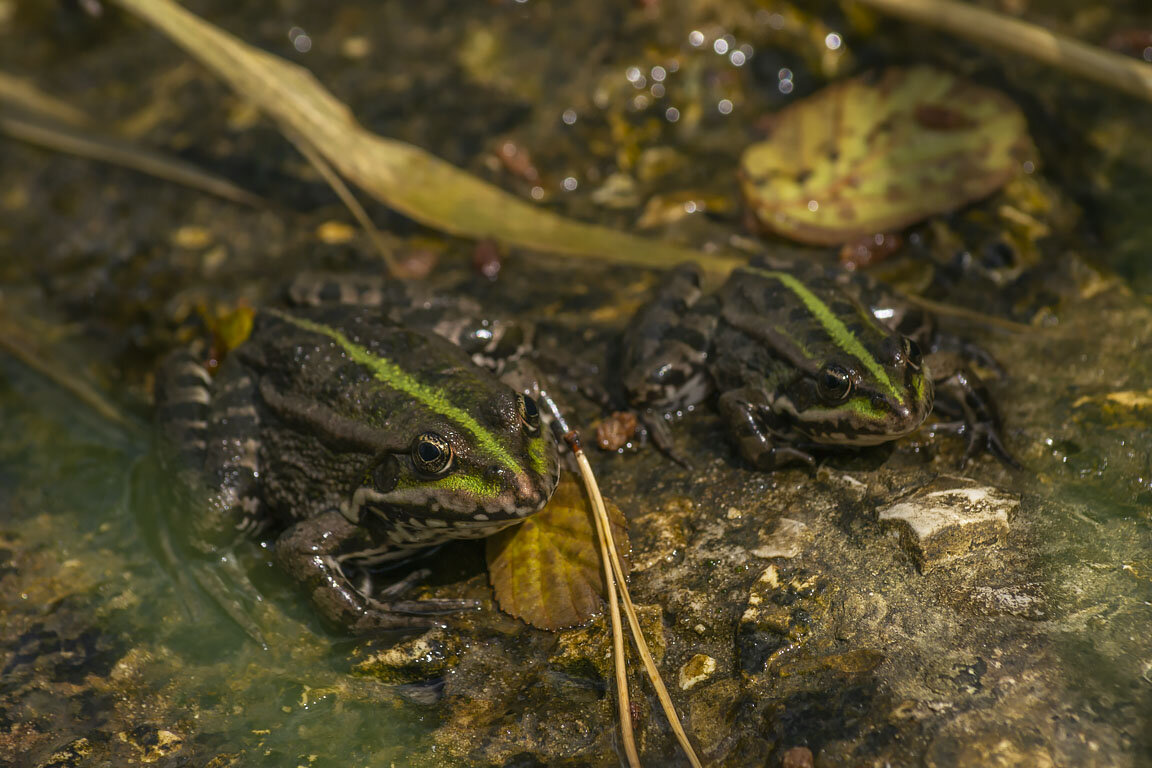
[736,564,827,675]
[678,653,717,690]
[750,517,807,559]
[350,627,457,684]
[549,604,665,680]
[781,745,815,768]
[878,477,1017,572]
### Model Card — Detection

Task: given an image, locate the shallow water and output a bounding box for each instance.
[2,1,1152,766]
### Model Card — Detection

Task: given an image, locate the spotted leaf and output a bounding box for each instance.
[486,477,630,631]
[740,66,1032,245]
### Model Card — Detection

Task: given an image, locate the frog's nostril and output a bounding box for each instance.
[485,465,509,484]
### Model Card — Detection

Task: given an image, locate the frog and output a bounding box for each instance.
[152,296,561,637]
[621,258,1017,470]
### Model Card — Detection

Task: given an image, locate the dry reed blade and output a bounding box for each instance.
[110,0,744,273]
[855,0,1152,102]
[0,113,264,207]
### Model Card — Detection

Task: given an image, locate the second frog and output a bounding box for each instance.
[622,258,1017,470]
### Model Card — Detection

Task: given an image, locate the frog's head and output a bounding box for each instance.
[782,334,934,446]
[259,310,561,541]
[349,389,561,538]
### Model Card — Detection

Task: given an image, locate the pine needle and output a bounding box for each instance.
[584,448,641,768]
[540,389,703,768]
[576,449,704,768]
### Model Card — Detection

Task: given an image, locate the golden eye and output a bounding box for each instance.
[411,432,453,475]
[817,364,853,402]
[517,394,541,434]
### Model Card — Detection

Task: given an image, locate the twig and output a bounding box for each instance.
[0,72,89,125]
[855,0,1152,102]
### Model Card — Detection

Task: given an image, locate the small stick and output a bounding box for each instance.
[0,310,134,431]
[901,293,1034,333]
[855,0,1152,102]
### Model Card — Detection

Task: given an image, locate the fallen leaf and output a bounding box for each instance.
[740,67,1031,245]
[487,477,630,631]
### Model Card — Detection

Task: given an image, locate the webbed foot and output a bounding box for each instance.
[926,353,1020,470]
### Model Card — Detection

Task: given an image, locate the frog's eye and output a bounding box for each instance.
[905,339,923,371]
[517,394,541,434]
[817,364,853,402]
[411,432,453,475]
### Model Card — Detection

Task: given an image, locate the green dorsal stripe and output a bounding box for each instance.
[747,269,903,403]
[268,310,520,472]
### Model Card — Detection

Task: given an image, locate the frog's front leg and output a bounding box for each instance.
[717,387,816,470]
[275,511,473,635]
[926,352,1018,468]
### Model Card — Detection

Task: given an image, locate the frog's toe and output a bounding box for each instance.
[186,557,271,649]
[385,598,481,615]
[960,425,1021,470]
[350,598,479,635]
[351,611,447,635]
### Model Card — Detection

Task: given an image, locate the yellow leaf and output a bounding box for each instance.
[486,477,630,631]
[740,66,1032,245]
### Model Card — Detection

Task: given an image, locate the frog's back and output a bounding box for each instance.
[717,261,895,374]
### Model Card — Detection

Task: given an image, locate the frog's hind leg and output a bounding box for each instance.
[152,351,271,644]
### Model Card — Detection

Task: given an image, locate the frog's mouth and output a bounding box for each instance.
[342,476,556,529]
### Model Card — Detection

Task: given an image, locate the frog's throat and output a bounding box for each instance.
[268,309,523,475]
[745,269,904,405]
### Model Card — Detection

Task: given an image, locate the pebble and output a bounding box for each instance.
[678,653,717,690]
[879,476,1017,572]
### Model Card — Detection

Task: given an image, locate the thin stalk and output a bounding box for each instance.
[581,447,641,768]
[0,113,264,207]
[285,130,400,277]
[0,311,134,430]
[855,0,1152,102]
[901,293,1034,332]
[0,72,88,125]
[575,450,705,768]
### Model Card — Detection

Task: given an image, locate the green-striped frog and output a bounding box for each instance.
[622,258,1015,469]
[154,297,560,636]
